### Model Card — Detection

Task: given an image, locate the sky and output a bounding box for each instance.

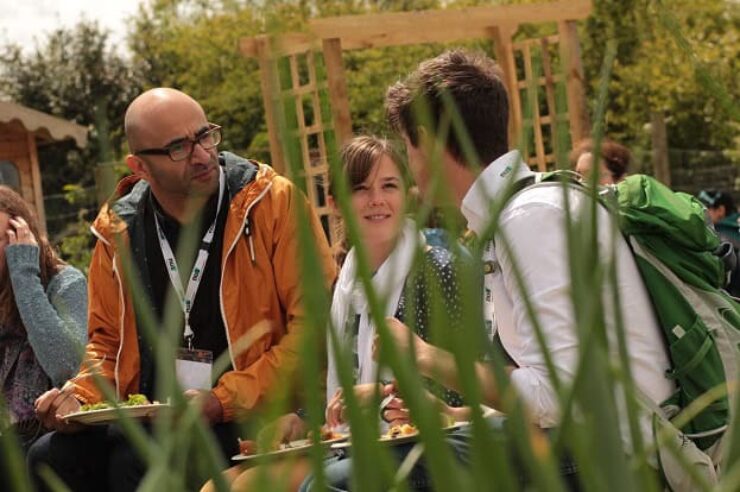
[0,0,144,53]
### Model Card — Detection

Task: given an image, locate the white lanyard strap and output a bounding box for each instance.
[154,167,225,348]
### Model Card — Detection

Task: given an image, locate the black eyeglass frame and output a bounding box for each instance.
[133,124,222,162]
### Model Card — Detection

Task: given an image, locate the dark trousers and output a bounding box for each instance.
[27,423,241,492]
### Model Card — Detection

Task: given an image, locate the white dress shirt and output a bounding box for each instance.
[461,150,674,446]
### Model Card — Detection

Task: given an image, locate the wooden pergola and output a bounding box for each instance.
[0,101,88,232]
[240,0,592,247]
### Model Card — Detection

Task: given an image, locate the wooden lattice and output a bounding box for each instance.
[255,37,350,258]
[243,1,591,248]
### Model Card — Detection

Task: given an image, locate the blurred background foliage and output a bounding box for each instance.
[0,0,737,271]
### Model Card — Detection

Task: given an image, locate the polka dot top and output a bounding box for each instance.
[394,245,474,407]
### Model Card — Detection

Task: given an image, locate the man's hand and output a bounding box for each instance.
[184,389,223,424]
[373,317,431,366]
[325,383,384,428]
[34,387,83,433]
[257,413,307,450]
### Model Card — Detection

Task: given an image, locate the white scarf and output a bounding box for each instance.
[326,218,424,405]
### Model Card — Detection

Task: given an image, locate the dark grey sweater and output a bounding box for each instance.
[5,244,87,386]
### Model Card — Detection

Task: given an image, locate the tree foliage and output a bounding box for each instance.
[0,0,736,268]
[0,20,141,178]
[582,0,738,152]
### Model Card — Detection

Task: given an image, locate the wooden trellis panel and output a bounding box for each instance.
[242,1,591,248]
[512,34,575,171]
[255,36,350,257]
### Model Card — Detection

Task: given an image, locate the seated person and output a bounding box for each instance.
[204,135,475,491]
[0,185,87,450]
[28,88,335,492]
[698,189,740,248]
[300,49,676,491]
[698,189,740,296]
[570,137,631,185]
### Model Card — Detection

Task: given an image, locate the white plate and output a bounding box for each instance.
[64,403,170,425]
[331,422,469,450]
[231,436,347,463]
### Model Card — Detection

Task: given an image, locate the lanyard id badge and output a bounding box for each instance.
[154,167,225,349]
[175,348,213,390]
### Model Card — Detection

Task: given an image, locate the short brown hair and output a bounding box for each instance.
[569,138,631,181]
[385,49,509,167]
[332,136,409,196]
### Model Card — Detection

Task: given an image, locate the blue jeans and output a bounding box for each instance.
[299,415,580,492]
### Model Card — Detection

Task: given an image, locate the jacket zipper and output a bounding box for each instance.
[219,179,273,370]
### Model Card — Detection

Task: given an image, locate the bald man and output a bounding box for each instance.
[28,88,335,491]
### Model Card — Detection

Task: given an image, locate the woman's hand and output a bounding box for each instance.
[7,216,37,246]
[325,383,384,428]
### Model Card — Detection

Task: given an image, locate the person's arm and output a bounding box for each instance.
[378,322,510,408]
[492,198,580,427]
[7,245,87,387]
[211,177,336,420]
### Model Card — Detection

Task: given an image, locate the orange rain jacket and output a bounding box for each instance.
[70,153,335,421]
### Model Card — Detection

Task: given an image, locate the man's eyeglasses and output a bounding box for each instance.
[134,124,222,161]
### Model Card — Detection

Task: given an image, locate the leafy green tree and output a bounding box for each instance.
[582,0,738,153]
[0,20,142,179]
[0,20,141,266]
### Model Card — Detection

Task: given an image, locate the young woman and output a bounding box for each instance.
[0,186,87,450]
[202,136,473,492]
[570,138,631,185]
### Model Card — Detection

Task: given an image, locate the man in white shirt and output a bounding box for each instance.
[379,49,673,488]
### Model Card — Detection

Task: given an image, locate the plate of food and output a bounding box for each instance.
[64,394,169,425]
[232,431,348,463]
[331,421,469,450]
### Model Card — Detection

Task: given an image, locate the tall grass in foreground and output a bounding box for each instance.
[1,5,739,492]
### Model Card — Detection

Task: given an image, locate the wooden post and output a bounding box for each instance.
[490,25,521,151]
[26,132,47,234]
[322,38,353,146]
[256,36,286,174]
[651,111,671,186]
[558,20,590,144]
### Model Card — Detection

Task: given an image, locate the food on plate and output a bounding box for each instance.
[79,393,152,412]
[238,439,258,456]
[319,427,346,441]
[384,423,418,439]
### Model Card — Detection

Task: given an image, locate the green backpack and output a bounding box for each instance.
[611,174,740,452]
[529,172,740,453]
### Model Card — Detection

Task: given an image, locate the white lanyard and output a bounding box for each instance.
[154,167,225,348]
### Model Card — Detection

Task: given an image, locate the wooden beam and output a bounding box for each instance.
[489,25,521,152]
[240,0,592,58]
[322,38,353,146]
[558,20,590,144]
[26,132,47,234]
[309,0,591,52]
[255,36,286,174]
[240,32,315,59]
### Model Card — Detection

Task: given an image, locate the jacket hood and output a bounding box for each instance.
[91,151,274,244]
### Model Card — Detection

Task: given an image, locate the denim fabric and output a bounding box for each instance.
[298,414,581,492]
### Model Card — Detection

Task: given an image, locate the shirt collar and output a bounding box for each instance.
[460,150,534,236]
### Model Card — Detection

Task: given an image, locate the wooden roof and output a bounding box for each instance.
[0,101,88,148]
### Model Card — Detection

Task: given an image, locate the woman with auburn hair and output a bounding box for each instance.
[0,185,87,451]
[570,137,632,185]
